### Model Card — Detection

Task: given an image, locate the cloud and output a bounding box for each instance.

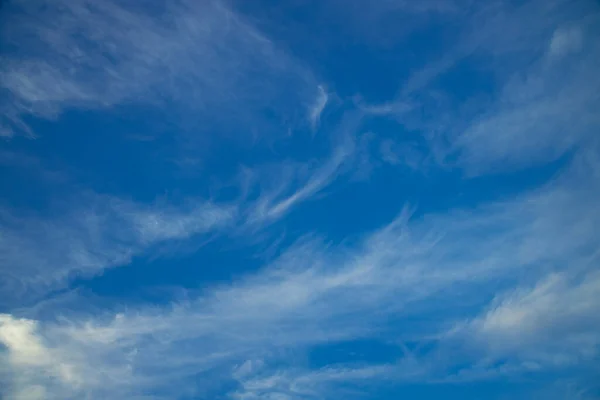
[1,148,598,398]
[0,125,367,306]
[232,362,393,400]
[466,271,600,365]
[0,196,236,305]
[449,3,599,173]
[452,33,600,173]
[245,113,361,225]
[0,0,316,138]
[0,315,51,367]
[379,139,424,170]
[1,1,599,399]
[0,315,80,399]
[308,86,329,130]
[360,0,600,173]
[549,26,584,58]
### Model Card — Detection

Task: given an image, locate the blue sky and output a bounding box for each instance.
[1,0,599,399]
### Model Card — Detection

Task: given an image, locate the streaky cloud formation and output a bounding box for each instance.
[0,196,236,306]
[245,115,360,225]
[0,0,316,139]
[1,150,599,399]
[0,128,364,306]
[1,0,599,399]
[452,24,600,173]
[364,0,600,173]
[308,86,329,131]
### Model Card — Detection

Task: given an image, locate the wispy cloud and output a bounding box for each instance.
[459,270,600,366]
[2,0,599,399]
[0,125,366,306]
[0,196,236,306]
[0,0,316,138]
[245,113,361,225]
[549,26,584,58]
[308,85,329,131]
[232,362,393,400]
[1,148,598,398]
[361,0,600,173]
[452,23,599,173]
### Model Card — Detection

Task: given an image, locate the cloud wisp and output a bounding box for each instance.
[0,196,236,306]
[244,121,360,226]
[1,0,599,399]
[308,86,329,131]
[0,124,365,307]
[1,149,598,399]
[361,0,600,174]
[0,0,317,139]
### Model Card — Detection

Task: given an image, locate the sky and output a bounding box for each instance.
[0,0,599,399]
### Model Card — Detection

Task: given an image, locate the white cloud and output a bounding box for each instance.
[246,114,361,224]
[0,128,367,305]
[1,149,598,398]
[308,85,329,130]
[0,0,316,138]
[432,269,600,384]
[379,139,423,170]
[0,196,236,305]
[460,270,600,365]
[0,314,81,398]
[361,0,600,173]
[0,315,51,367]
[1,1,599,398]
[549,27,584,58]
[232,363,392,400]
[452,37,600,173]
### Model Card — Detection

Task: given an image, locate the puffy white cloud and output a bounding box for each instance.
[0,315,51,367]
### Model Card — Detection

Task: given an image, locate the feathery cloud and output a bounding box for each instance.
[308,86,329,131]
[1,149,598,398]
[0,0,316,138]
[361,0,600,173]
[1,0,599,399]
[0,196,236,306]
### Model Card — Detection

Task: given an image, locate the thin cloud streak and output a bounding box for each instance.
[1,0,599,399]
[0,0,316,138]
[361,0,600,173]
[0,196,236,306]
[308,85,329,131]
[245,112,362,225]
[1,150,598,399]
[0,127,364,306]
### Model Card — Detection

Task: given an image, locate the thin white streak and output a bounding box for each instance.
[1,151,598,398]
[247,115,361,225]
[0,0,316,137]
[0,197,236,305]
[308,85,328,130]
